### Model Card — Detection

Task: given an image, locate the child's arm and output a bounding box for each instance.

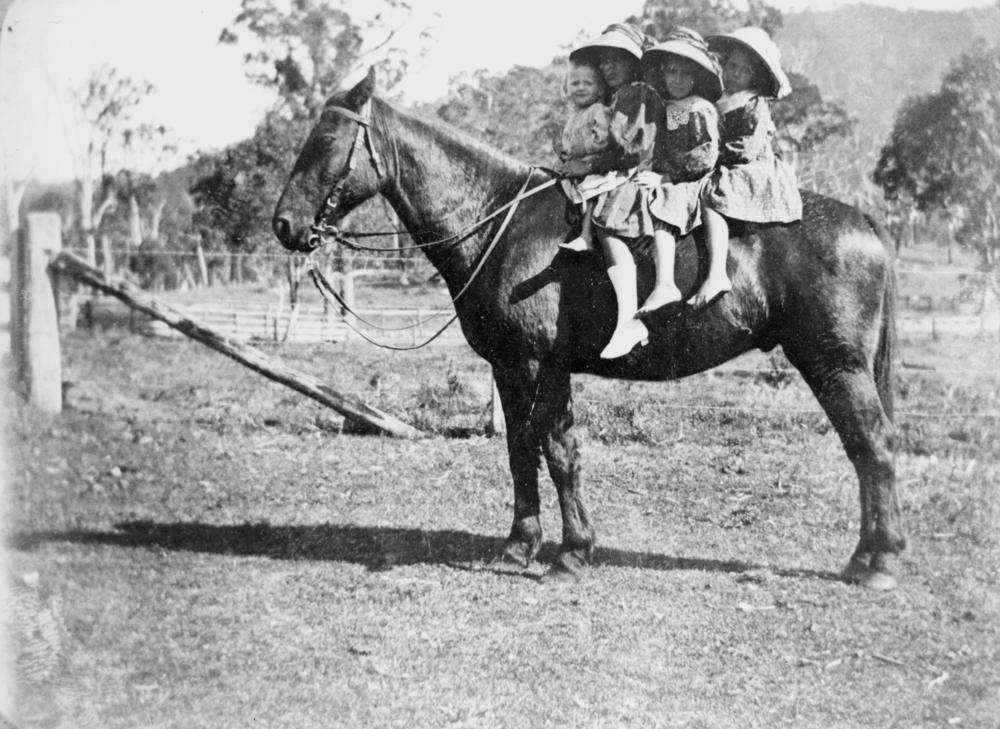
[719,96,773,166]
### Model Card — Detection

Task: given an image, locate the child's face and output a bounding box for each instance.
[662,56,697,100]
[597,49,636,90]
[567,65,604,109]
[723,49,757,93]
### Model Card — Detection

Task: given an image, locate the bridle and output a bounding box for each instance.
[307,98,385,250]
[300,96,558,349]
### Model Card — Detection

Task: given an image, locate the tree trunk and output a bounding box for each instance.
[195,238,209,287]
[149,199,166,241]
[128,194,142,248]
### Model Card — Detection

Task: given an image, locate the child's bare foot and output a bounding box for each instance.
[559,236,594,252]
[687,275,732,309]
[637,285,683,315]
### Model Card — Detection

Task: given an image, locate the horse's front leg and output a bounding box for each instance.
[535,363,594,580]
[490,364,544,567]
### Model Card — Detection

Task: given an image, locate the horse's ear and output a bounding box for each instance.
[344,66,376,108]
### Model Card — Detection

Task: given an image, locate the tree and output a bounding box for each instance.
[873,39,1000,264]
[628,0,782,38]
[435,64,568,164]
[192,0,435,288]
[71,67,156,261]
[220,0,434,121]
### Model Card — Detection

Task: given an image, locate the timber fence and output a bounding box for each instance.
[7,213,998,431]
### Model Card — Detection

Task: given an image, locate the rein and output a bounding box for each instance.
[308,171,543,350]
[303,97,559,349]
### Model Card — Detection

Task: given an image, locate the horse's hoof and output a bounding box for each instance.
[540,565,581,585]
[488,540,533,568]
[841,558,871,584]
[841,559,898,590]
[861,571,898,591]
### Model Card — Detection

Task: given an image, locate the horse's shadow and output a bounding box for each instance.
[12,521,838,582]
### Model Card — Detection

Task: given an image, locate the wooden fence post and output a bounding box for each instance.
[341,272,356,341]
[13,212,63,412]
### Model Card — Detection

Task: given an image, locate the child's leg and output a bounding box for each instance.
[598,232,648,359]
[637,226,683,315]
[689,208,733,308]
[559,200,596,252]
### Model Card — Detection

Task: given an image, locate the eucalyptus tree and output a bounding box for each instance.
[71,67,156,260]
[874,39,1000,264]
[195,0,435,278]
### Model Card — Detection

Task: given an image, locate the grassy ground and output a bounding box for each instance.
[4,327,999,728]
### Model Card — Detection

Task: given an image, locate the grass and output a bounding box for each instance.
[4,321,1000,728]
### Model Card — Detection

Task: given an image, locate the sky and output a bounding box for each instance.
[1,0,997,182]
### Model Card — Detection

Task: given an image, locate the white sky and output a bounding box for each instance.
[0,0,996,181]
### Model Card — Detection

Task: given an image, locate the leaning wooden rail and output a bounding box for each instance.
[50,251,425,439]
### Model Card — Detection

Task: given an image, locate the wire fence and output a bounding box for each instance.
[57,245,998,425]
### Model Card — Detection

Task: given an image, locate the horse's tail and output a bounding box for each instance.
[867,215,897,421]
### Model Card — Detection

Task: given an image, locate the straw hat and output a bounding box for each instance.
[642,26,724,102]
[570,22,647,63]
[706,27,792,99]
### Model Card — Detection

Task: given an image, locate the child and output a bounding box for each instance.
[560,23,664,358]
[635,27,723,320]
[555,60,612,252]
[696,26,803,309]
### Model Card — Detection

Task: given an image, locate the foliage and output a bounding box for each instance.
[873,39,1000,262]
[73,66,156,177]
[435,64,568,164]
[220,0,433,121]
[190,112,306,253]
[779,4,1000,139]
[774,71,854,154]
[628,0,783,38]
[186,0,428,283]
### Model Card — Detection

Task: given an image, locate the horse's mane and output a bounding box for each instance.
[371,96,538,179]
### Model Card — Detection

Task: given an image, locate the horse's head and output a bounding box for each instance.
[272,67,385,252]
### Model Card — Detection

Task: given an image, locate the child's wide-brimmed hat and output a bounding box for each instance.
[642,27,724,102]
[706,26,792,99]
[570,22,647,63]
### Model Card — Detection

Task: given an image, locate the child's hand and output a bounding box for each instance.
[556,159,592,177]
[635,170,663,188]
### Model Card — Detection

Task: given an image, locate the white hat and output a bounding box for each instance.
[707,27,792,99]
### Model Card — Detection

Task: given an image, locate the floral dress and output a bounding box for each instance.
[703,90,802,223]
[645,94,720,236]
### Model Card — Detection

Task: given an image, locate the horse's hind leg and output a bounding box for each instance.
[490,363,544,567]
[786,355,905,589]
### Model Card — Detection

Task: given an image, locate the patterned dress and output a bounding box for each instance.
[646,95,720,236]
[703,91,802,223]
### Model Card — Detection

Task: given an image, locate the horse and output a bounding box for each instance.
[272,68,905,590]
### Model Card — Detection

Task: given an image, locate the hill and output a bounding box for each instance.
[777,3,1000,140]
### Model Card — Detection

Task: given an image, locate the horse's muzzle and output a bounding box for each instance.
[272,214,320,253]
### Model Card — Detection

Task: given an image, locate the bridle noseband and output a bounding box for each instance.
[307,99,385,250]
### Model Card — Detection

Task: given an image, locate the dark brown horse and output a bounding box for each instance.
[272,69,905,589]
